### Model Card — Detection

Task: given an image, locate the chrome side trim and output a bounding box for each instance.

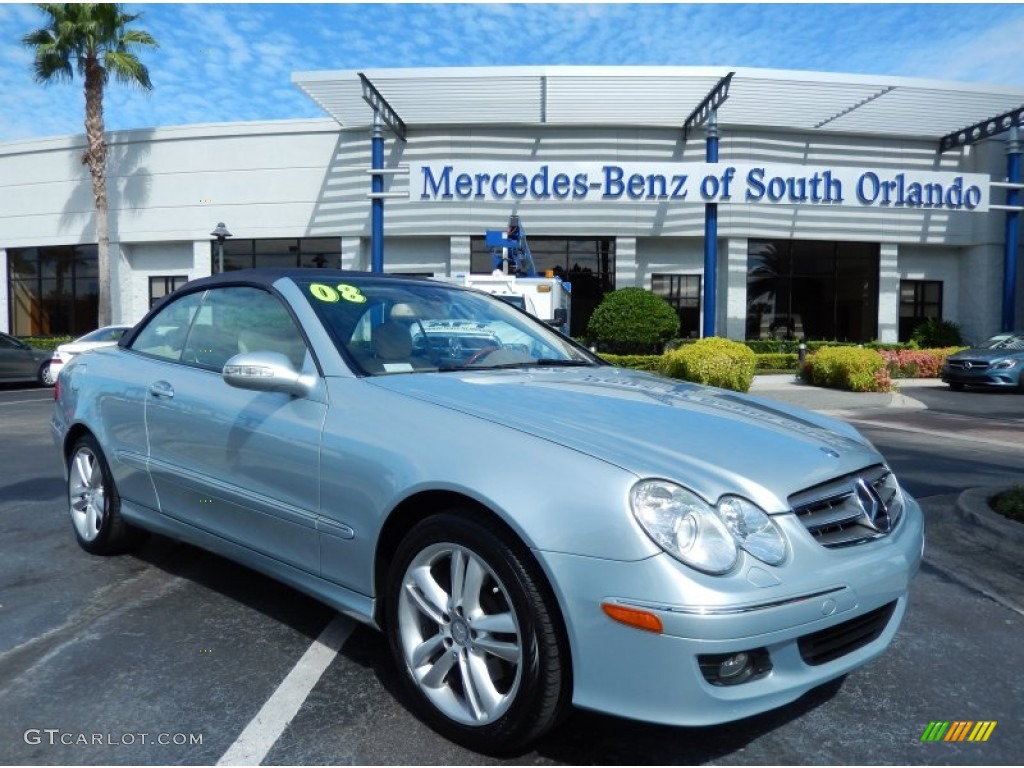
[612,586,845,616]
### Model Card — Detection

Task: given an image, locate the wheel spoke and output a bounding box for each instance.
[421,649,456,689]
[470,611,516,634]
[449,548,467,606]
[461,556,487,617]
[406,567,448,624]
[411,632,445,667]
[463,650,503,719]
[86,502,100,537]
[473,636,521,664]
[73,452,93,488]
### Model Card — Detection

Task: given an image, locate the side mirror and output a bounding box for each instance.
[552,308,568,326]
[222,351,314,397]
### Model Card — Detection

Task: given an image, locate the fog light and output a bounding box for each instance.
[698,648,772,686]
[718,652,751,682]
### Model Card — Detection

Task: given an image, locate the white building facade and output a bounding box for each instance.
[2,66,1022,343]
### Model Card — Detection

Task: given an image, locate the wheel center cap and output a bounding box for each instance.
[451,617,470,645]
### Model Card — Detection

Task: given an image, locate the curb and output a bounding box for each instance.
[955,485,1024,545]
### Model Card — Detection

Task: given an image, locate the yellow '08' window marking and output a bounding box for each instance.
[309,283,367,304]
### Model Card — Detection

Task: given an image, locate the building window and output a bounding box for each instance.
[470,236,615,337]
[149,275,188,309]
[211,237,342,272]
[899,280,942,341]
[652,274,701,338]
[746,240,879,342]
[7,245,98,336]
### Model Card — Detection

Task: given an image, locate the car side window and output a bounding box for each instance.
[130,290,205,362]
[130,287,307,371]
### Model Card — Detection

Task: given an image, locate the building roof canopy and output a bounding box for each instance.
[292,65,1024,141]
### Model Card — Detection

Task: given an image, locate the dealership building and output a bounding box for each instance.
[2,65,1023,343]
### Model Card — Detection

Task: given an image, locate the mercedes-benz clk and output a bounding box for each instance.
[52,269,923,753]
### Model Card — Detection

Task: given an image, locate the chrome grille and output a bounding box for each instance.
[947,359,990,370]
[789,465,904,548]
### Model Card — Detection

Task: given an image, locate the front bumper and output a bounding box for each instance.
[539,494,924,726]
[942,366,1021,388]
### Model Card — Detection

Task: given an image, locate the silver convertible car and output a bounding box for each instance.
[52,269,923,753]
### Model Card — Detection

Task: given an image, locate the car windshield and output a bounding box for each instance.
[295,276,599,375]
[979,333,1024,350]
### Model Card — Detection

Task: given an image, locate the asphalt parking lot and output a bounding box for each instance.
[1,379,1022,765]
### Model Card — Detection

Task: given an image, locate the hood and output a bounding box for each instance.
[369,367,882,512]
[948,346,1024,361]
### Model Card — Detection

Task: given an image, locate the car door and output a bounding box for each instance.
[129,285,326,574]
[0,334,36,380]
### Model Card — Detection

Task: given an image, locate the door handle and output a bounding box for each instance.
[149,381,174,399]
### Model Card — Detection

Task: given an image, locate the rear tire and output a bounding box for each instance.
[385,512,568,755]
[38,361,55,387]
[67,434,146,555]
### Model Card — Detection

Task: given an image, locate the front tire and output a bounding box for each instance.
[948,382,965,392]
[67,434,145,555]
[385,512,567,754]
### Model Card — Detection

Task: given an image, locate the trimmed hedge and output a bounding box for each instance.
[19,335,72,351]
[802,347,891,392]
[662,337,756,392]
[755,353,799,371]
[600,353,664,372]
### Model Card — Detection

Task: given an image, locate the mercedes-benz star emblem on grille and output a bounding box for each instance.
[853,478,892,533]
[963,361,973,370]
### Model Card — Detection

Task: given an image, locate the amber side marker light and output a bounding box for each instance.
[601,602,663,633]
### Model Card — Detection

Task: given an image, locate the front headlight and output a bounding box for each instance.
[992,359,1018,369]
[630,481,787,574]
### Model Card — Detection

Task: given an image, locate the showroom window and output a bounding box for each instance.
[652,274,701,339]
[211,238,342,272]
[899,280,943,341]
[149,275,189,309]
[7,245,98,336]
[746,240,879,342]
[470,236,615,337]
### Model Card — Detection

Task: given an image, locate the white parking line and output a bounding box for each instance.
[217,614,356,766]
[0,397,53,406]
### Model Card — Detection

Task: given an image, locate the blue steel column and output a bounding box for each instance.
[1003,125,1021,332]
[703,111,719,338]
[371,111,384,274]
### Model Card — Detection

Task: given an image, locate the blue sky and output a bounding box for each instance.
[2,2,1024,144]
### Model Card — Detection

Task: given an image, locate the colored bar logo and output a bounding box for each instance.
[921,721,997,742]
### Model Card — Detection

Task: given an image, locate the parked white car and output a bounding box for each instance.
[49,325,132,380]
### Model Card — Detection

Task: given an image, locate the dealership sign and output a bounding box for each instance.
[412,162,990,212]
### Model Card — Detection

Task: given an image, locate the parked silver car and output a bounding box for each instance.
[0,331,54,386]
[51,269,924,753]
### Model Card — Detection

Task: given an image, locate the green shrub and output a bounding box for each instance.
[910,317,963,348]
[755,353,799,371]
[662,337,756,392]
[586,288,680,354]
[600,353,665,372]
[802,347,891,392]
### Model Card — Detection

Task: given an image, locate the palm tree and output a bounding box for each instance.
[23,3,157,327]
